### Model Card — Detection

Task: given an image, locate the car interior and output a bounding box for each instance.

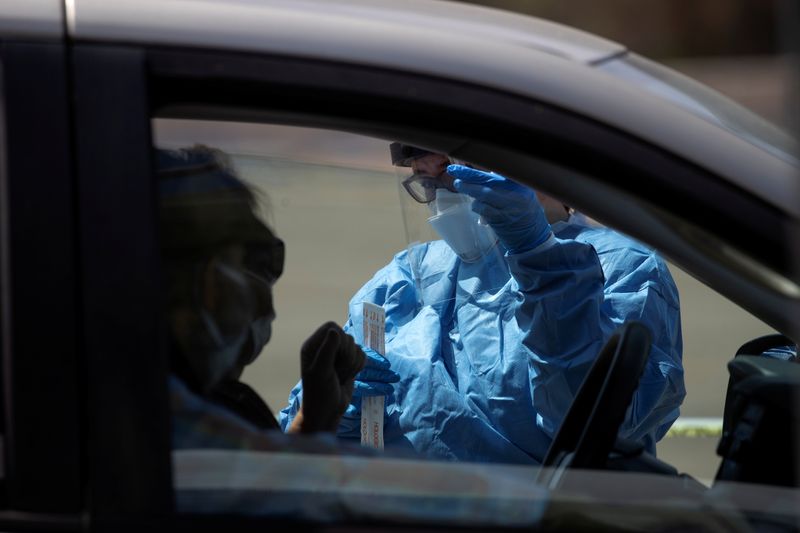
[716,334,799,487]
[153,115,799,509]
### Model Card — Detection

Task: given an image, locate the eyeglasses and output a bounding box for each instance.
[244,239,285,285]
[402,174,456,204]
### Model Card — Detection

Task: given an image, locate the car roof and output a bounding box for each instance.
[3,0,798,215]
[67,0,626,64]
[0,0,62,39]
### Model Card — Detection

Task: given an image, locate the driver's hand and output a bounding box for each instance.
[296,322,366,433]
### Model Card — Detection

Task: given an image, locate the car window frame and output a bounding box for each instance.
[71,44,174,525]
[0,38,83,527]
[67,41,798,528]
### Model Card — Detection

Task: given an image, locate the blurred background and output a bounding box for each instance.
[456,0,798,132]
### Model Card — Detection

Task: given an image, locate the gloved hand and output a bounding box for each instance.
[448,164,551,254]
[338,347,400,438]
[298,322,366,433]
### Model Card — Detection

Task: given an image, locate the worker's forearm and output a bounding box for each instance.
[286,407,304,433]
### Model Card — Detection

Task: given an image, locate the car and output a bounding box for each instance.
[1,0,798,531]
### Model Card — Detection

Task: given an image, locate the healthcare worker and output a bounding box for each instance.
[281,144,685,464]
[159,145,367,448]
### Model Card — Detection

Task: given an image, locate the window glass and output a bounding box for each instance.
[153,118,793,524]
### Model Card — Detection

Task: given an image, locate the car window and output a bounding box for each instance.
[152,117,791,523]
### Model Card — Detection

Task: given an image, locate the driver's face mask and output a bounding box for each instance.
[427,188,498,263]
[239,269,277,368]
[187,242,281,391]
[238,239,284,366]
[193,261,255,391]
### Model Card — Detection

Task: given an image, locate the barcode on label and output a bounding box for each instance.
[363,304,385,353]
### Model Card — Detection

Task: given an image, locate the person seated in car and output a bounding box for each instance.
[158,145,368,449]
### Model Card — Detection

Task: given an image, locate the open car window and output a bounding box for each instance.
[152,117,796,526]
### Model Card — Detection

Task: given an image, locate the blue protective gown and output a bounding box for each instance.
[281,214,685,464]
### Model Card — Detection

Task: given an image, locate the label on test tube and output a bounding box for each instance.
[361,302,385,449]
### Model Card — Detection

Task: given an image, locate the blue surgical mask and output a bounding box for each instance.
[245,315,273,366]
[197,305,250,389]
[188,262,253,391]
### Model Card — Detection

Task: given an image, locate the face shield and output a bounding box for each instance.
[390,143,506,308]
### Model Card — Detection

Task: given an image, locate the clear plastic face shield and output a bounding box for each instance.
[390,143,507,308]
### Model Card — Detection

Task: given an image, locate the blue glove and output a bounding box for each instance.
[337,347,400,438]
[448,164,551,254]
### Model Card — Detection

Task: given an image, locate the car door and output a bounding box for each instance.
[61,25,798,528]
[0,33,83,530]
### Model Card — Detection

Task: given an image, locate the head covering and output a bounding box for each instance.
[389,142,435,167]
[157,145,283,281]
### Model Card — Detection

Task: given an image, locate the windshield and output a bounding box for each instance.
[597,53,799,165]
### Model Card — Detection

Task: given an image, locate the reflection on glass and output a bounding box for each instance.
[599,53,799,164]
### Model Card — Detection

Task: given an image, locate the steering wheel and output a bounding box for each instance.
[540,321,652,476]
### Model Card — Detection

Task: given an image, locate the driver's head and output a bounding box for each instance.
[158,145,284,393]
